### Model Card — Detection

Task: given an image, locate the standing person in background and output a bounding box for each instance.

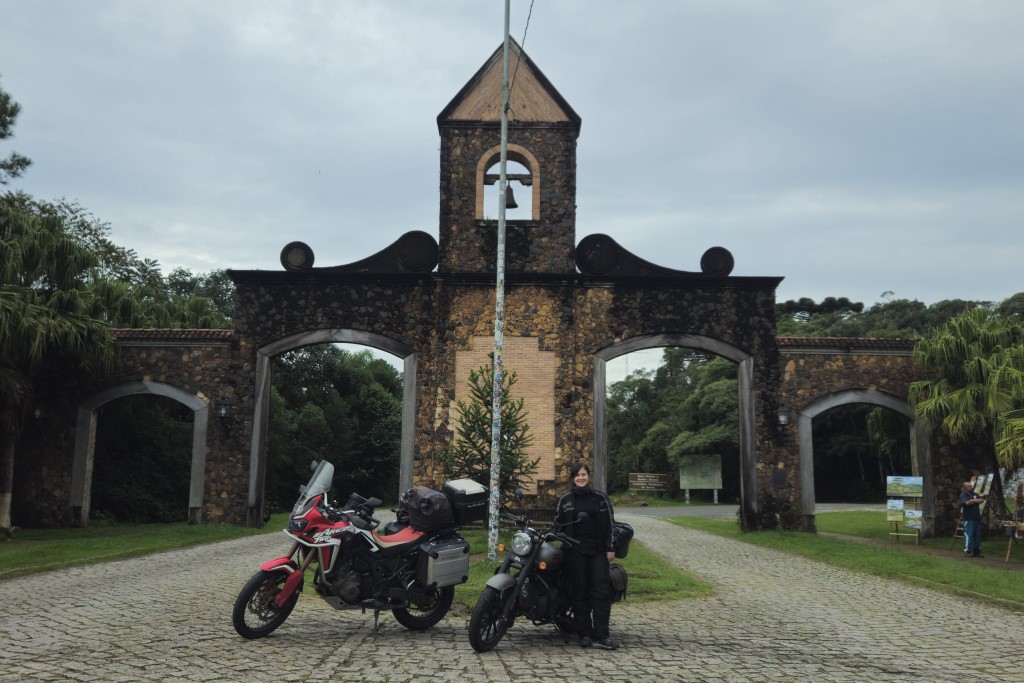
[960,480,986,558]
[554,461,620,650]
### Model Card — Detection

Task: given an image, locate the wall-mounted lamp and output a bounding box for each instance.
[777,403,791,426]
[217,403,229,419]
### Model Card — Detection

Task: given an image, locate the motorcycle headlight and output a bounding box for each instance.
[511,532,533,556]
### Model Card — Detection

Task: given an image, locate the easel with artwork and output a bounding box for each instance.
[887,476,923,545]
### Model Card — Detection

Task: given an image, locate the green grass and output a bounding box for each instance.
[0,513,291,580]
[669,512,1024,610]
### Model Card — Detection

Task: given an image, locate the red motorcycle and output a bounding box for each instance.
[232,460,486,639]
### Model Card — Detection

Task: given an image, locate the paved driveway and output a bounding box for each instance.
[1,514,1019,682]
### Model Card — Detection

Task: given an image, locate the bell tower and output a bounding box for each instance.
[436,39,581,274]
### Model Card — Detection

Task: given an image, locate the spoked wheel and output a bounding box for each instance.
[232,569,300,639]
[468,586,512,652]
[392,584,455,630]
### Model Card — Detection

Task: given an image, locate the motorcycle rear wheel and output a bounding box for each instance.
[391,584,455,630]
[468,586,512,652]
[232,569,300,639]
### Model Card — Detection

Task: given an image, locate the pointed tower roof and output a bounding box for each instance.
[438,39,581,131]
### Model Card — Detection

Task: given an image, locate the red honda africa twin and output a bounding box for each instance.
[232,460,477,639]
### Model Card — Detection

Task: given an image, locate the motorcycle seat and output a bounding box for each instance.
[372,525,424,550]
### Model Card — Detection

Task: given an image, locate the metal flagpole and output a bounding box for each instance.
[487,0,512,560]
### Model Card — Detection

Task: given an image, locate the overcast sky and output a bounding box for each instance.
[3,1,1022,344]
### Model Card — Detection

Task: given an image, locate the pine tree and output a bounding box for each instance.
[0,78,32,184]
[439,360,538,506]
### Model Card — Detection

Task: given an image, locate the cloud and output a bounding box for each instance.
[1,0,1020,312]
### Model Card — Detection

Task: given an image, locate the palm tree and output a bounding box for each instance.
[0,200,116,531]
[909,308,1024,513]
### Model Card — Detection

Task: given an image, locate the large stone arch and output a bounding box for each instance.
[797,389,933,533]
[247,329,417,526]
[593,333,758,524]
[71,380,209,526]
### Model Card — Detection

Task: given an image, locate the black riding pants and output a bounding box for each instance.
[564,549,611,640]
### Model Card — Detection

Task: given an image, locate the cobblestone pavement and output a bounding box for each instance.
[1,514,1021,683]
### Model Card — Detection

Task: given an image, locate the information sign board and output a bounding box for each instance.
[629,472,670,492]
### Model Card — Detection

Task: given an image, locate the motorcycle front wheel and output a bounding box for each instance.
[468,586,512,652]
[392,584,455,630]
[232,569,300,639]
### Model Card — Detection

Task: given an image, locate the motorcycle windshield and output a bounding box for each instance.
[291,460,335,516]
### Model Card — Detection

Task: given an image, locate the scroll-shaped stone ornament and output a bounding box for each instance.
[280,231,439,274]
[575,234,733,278]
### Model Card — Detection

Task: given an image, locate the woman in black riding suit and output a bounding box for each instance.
[553,461,619,650]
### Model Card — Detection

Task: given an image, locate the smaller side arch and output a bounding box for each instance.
[475,143,541,220]
[71,380,209,527]
[797,389,932,534]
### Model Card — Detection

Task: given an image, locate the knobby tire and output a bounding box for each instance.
[231,569,300,639]
[391,584,455,630]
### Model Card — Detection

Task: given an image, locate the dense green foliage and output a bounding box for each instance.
[90,396,193,522]
[264,346,404,512]
[910,309,1024,511]
[438,360,538,507]
[813,404,911,501]
[607,349,739,501]
[776,293,990,338]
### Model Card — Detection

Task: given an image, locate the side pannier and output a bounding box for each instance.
[416,537,471,588]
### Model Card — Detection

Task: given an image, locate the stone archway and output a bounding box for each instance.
[247,329,417,526]
[71,380,209,526]
[797,389,933,533]
[593,333,758,525]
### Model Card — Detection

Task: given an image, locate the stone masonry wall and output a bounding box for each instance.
[438,126,577,274]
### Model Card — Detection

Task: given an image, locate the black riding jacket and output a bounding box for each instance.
[554,486,616,556]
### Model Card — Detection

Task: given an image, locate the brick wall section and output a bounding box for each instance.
[427,282,575,506]
[454,336,557,492]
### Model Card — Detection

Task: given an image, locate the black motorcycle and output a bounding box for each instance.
[467,491,629,652]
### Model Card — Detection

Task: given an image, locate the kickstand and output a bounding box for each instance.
[371,608,382,635]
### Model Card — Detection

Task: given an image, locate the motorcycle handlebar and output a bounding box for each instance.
[546,530,580,546]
